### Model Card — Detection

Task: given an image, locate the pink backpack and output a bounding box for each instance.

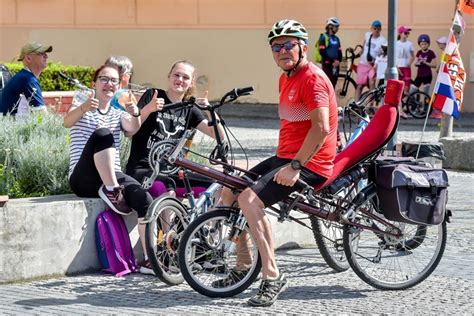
[95,209,137,276]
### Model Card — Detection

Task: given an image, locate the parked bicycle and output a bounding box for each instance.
[139,90,250,285]
[402,88,432,119]
[338,84,386,152]
[334,45,363,106]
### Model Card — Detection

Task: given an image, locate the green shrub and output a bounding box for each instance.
[0,112,212,198]
[0,114,71,197]
[2,61,95,91]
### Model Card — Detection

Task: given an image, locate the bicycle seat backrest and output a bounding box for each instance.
[314,79,404,190]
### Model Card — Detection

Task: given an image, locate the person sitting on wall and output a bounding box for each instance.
[0,42,52,115]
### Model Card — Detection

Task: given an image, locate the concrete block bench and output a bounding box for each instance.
[0,195,315,283]
[440,136,474,171]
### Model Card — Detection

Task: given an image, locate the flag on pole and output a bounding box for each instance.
[458,0,474,15]
[431,33,466,119]
[432,62,459,118]
[452,11,466,35]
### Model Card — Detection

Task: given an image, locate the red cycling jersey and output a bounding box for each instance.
[277,62,338,178]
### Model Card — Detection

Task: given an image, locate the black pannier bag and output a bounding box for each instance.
[374,161,449,225]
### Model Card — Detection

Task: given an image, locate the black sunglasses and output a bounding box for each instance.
[271,41,299,53]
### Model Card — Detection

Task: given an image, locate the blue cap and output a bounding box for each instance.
[371,20,382,28]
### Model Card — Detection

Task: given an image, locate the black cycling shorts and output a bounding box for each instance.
[246,156,327,207]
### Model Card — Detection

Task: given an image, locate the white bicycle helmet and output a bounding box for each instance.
[267,19,308,44]
[326,17,340,27]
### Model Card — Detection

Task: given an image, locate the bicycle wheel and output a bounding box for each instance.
[335,74,357,107]
[343,197,446,290]
[406,91,432,119]
[145,197,188,285]
[311,212,349,272]
[178,209,261,298]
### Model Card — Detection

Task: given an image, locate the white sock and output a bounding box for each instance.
[105,185,117,191]
[144,255,149,261]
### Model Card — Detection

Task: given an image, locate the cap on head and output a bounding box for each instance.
[326,17,340,27]
[436,36,448,45]
[398,26,412,34]
[18,42,53,61]
[418,34,430,44]
[371,20,382,28]
[268,19,308,44]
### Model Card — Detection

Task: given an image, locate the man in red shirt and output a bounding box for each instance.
[217,19,338,307]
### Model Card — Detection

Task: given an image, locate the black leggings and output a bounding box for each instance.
[69,128,153,218]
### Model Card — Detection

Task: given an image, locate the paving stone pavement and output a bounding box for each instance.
[1,118,473,314]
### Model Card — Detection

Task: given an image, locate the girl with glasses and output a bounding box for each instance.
[64,64,157,271]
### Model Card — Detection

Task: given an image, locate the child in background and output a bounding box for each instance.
[414,34,436,91]
[435,36,448,72]
[374,42,388,87]
[367,41,388,114]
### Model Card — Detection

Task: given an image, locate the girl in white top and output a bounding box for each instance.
[395,26,415,94]
[64,64,161,273]
[374,43,388,86]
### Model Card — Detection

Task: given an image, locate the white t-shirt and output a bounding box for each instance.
[68,106,125,177]
[375,55,387,80]
[396,40,414,67]
[360,32,386,65]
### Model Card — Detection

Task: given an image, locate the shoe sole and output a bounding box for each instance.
[139,266,156,275]
[98,186,132,216]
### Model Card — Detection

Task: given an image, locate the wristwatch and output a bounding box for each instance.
[132,108,141,117]
[290,159,302,171]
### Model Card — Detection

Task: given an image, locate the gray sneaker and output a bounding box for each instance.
[98,185,132,215]
[247,273,288,307]
[211,268,250,288]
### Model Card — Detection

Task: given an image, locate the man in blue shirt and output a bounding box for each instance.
[0,42,52,115]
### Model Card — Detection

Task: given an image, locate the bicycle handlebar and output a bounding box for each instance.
[161,86,254,112]
[162,97,197,111]
[59,72,90,91]
[345,45,363,61]
[349,85,386,110]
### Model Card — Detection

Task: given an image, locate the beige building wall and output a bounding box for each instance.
[1,0,473,111]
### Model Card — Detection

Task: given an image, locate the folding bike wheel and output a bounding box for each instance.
[145,198,188,285]
[178,209,261,298]
[309,197,347,273]
[343,197,446,290]
[311,216,349,272]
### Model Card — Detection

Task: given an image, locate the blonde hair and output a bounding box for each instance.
[168,60,196,101]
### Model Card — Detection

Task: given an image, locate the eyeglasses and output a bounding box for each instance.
[373,27,381,30]
[403,32,410,35]
[31,52,48,58]
[271,41,299,53]
[97,76,120,85]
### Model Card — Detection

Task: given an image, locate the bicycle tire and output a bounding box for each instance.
[178,209,262,298]
[145,198,188,285]
[335,74,357,106]
[311,217,349,272]
[406,91,432,119]
[342,196,446,290]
